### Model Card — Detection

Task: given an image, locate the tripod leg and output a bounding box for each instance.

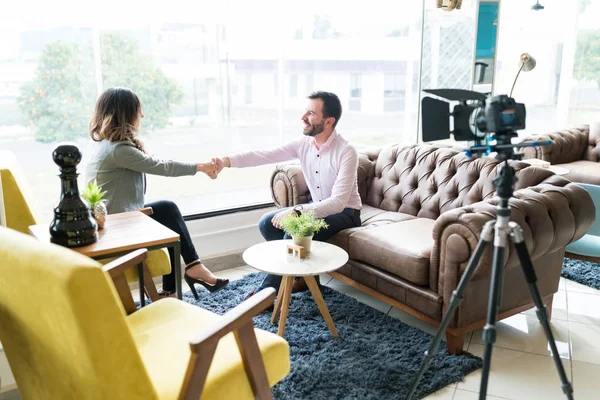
[405,221,494,400]
[510,222,574,400]
[479,210,511,399]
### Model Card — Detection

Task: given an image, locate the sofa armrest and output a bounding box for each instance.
[431,181,594,304]
[519,126,589,164]
[270,163,312,208]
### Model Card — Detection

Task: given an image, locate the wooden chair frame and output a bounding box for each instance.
[103,249,277,400]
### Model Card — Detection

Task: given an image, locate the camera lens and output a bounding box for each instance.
[501,112,516,127]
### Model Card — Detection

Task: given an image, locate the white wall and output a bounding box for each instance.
[186,206,275,258]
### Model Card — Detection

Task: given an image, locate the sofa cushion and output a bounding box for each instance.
[348,218,435,286]
[360,204,417,226]
[328,205,415,253]
[556,160,600,185]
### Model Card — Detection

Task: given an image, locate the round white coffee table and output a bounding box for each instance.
[242,239,349,338]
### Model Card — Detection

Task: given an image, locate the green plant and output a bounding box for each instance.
[18,41,96,143]
[82,180,107,207]
[20,33,184,144]
[100,32,184,131]
[280,210,328,237]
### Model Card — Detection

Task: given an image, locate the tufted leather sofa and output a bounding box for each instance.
[520,124,600,185]
[270,143,595,354]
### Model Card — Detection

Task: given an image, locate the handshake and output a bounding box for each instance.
[197,157,229,180]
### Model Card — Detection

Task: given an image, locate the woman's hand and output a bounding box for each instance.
[211,157,230,175]
[197,161,218,179]
[196,157,230,179]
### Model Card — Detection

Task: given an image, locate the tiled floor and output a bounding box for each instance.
[215,267,600,399]
[3,267,599,399]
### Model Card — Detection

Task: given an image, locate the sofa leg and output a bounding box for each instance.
[446,331,465,355]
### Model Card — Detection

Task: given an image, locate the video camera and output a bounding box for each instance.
[421,89,535,161]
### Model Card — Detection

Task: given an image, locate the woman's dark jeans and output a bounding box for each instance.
[145,200,200,292]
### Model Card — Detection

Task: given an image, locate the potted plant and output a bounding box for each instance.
[82,179,108,230]
[280,210,328,254]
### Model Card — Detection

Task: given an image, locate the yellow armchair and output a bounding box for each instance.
[0,227,290,399]
[0,149,170,285]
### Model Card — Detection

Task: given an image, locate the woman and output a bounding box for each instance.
[85,87,228,299]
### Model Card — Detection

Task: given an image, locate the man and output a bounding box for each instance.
[212,91,362,295]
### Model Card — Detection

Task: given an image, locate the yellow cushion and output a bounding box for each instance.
[127,298,291,400]
[0,151,39,233]
[99,248,171,282]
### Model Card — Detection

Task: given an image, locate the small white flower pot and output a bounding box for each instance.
[292,234,314,254]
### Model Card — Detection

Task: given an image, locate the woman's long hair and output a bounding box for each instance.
[89,87,145,152]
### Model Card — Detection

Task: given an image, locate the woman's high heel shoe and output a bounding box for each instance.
[184,260,229,300]
[184,274,229,299]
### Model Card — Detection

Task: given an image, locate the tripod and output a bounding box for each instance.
[405,159,574,400]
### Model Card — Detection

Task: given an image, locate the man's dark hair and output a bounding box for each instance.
[308,91,342,129]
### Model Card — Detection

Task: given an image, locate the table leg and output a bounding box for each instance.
[138,262,145,307]
[271,276,290,324]
[277,276,294,337]
[173,241,182,300]
[305,275,339,337]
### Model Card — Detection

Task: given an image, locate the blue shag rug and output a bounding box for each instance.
[562,258,600,290]
[180,273,482,399]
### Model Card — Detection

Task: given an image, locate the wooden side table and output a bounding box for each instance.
[243,240,349,338]
[29,210,181,311]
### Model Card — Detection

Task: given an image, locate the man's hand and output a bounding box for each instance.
[206,165,218,180]
[271,208,297,229]
[198,161,218,179]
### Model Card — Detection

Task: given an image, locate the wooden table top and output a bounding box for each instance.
[29,210,179,259]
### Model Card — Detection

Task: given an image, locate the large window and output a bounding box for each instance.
[0,1,424,221]
[493,0,598,136]
[12,1,598,221]
[418,0,477,144]
[568,0,600,127]
[281,1,424,147]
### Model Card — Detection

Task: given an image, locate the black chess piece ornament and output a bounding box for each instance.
[49,144,98,247]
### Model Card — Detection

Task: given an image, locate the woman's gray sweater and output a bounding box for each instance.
[84,140,197,214]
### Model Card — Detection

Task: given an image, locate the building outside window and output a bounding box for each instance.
[289,74,298,98]
[383,73,405,112]
[305,73,314,94]
[244,73,253,105]
[349,73,362,111]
